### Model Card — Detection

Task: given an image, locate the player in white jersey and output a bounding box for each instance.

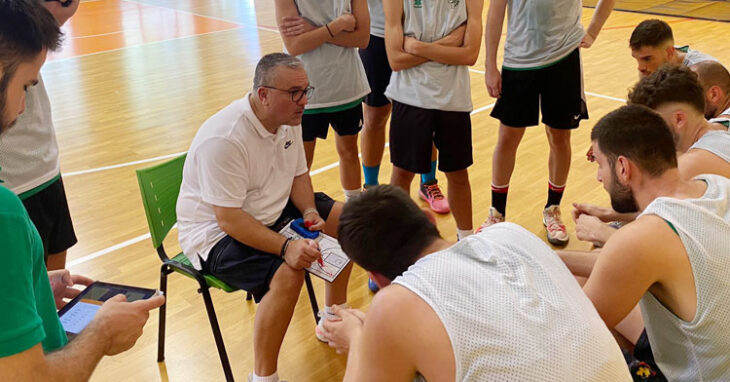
[630,19,718,78]
[481,0,616,246]
[382,0,483,241]
[357,0,450,216]
[573,65,730,247]
[0,0,80,270]
[563,105,730,381]
[321,185,631,382]
[691,60,730,121]
[275,0,370,202]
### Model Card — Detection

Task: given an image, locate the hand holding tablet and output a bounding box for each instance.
[58,281,164,341]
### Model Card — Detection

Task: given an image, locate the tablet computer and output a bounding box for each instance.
[57,281,159,340]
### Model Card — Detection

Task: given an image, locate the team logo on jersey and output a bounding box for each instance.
[448,0,460,7]
[413,0,422,8]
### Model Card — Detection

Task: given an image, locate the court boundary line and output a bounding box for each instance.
[70,30,125,40]
[48,26,245,64]
[63,152,186,177]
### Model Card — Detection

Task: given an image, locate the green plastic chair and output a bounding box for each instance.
[136,154,320,382]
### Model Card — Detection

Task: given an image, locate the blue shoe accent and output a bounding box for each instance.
[368,278,379,293]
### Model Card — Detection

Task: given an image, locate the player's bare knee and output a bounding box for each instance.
[445,169,470,186]
[546,128,571,149]
[272,264,305,292]
[335,138,359,160]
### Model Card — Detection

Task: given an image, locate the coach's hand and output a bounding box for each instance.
[284,239,321,269]
[303,210,326,231]
[485,66,501,98]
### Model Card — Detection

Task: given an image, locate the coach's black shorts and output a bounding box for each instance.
[302,103,363,141]
[22,176,78,257]
[359,35,392,107]
[202,193,335,303]
[491,48,588,129]
[389,100,472,174]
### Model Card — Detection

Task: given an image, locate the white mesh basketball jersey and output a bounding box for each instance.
[676,46,718,67]
[366,0,385,38]
[639,174,730,382]
[384,0,472,112]
[291,0,370,109]
[502,0,584,69]
[708,107,730,127]
[393,223,631,381]
[0,76,60,195]
[689,130,730,163]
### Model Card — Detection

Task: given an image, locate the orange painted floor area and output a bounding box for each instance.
[49,0,241,60]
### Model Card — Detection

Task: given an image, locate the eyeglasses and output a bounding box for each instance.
[261,85,314,103]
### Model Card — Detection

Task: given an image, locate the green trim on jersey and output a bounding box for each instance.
[664,219,679,236]
[303,98,364,115]
[18,173,61,201]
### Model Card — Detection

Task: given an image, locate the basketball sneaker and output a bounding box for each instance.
[419,180,450,214]
[476,207,505,233]
[543,205,569,246]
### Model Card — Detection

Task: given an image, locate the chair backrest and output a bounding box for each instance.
[136,154,187,249]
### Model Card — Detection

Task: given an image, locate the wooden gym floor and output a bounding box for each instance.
[41,0,730,380]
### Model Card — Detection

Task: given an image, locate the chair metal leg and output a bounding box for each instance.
[201,286,235,382]
[157,266,169,362]
[304,273,319,324]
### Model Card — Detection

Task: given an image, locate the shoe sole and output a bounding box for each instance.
[315,324,329,343]
[543,220,569,247]
[418,189,450,214]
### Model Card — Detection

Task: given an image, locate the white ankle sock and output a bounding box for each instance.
[252,371,279,382]
[457,229,473,241]
[343,188,362,202]
[324,304,347,321]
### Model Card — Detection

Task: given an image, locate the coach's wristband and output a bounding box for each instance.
[280,237,292,259]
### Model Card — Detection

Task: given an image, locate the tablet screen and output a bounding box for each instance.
[59,300,103,334]
[58,281,157,336]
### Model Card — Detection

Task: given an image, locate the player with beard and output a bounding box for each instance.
[560,104,730,381]
[573,65,730,248]
[691,60,730,123]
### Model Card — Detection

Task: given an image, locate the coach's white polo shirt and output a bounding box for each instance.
[177,93,309,269]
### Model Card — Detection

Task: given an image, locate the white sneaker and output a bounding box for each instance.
[476,207,505,233]
[315,315,330,343]
[543,205,569,246]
